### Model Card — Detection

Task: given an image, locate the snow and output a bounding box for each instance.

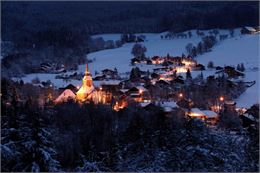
[95,80,121,86]
[136,86,148,92]
[139,102,151,107]
[54,89,76,103]
[197,35,259,68]
[235,71,259,108]
[202,110,218,118]
[196,34,259,108]
[190,108,205,116]
[18,28,259,108]
[245,26,256,32]
[156,101,178,108]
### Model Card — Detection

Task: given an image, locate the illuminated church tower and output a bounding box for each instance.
[76,64,95,102]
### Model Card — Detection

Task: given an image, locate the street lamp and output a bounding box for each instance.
[179,93,183,98]
[219,96,224,113]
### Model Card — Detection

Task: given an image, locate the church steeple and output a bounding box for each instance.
[76,63,95,102]
[85,63,90,75]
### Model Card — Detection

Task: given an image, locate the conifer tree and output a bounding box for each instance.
[186,69,192,80]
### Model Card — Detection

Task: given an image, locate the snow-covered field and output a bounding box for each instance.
[17,28,259,108]
[195,34,259,108]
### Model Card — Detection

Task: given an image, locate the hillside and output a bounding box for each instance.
[17,28,259,108]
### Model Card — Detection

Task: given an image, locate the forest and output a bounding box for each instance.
[2,1,259,41]
[1,77,259,172]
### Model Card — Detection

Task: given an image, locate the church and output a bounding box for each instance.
[55,64,109,104]
[76,64,95,102]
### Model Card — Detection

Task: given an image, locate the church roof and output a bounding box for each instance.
[55,89,76,103]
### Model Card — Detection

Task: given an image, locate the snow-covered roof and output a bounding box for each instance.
[202,110,218,118]
[136,86,148,92]
[156,101,178,109]
[101,80,121,85]
[225,100,236,105]
[243,113,258,122]
[120,89,129,93]
[55,89,76,103]
[130,93,140,96]
[140,102,151,107]
[245,26,256,32]
[163,106,172,112]
[189,108,205,117]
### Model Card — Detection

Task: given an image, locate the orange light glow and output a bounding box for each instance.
[219,96,224,102]
[179,93,183,98]
[181,60,196,67]
[175,67,188,73]
[113,101,127,111]
[211,105,221,112]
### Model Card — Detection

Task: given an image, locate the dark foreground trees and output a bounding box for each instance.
[1,78,259,172]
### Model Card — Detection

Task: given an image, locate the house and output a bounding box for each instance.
[126,86,150,102]
[181,58,197,67]
[186,108,218,124]
[202,110,219,124]
[172,76,185,84]
[102,69,117,77]
[187,108,206,119]
[119,89,129,95]
[59,84,78,93]
[240,113,258,128]
[137,35,146,42]
[177,99,193,109]
[41,62,52,71]
[156,101,178,113]
[127,86,141,96]
[240,104,259,128]
[54,89,76,104]
[151,72,160,80]
[151,56,164,64]
[194,64,205,71]
[224,100,236,112]
[215,66,223,70]
[155,80,170,87]
[241,26,257,34]
[113,95,128,111]
[131,57,141,64]
[216,66,244,78]
[93,75,106,81]
[139,100,152,108]
[100,80,121,94]
[254,26,260,33]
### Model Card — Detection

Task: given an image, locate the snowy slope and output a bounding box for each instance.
[18,28,259,108]
[197,35,259,68]
[235,71,259,108]
[83,31,203,75]
[195,34,260,108]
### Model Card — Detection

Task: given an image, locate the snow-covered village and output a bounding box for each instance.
[1,1,260,172]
